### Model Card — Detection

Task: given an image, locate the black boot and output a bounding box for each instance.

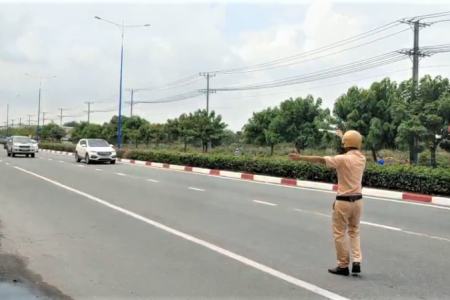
[351,262,361,274]
[328,266,349,276]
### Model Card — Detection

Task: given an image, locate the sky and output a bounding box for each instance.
[1,0,450,131]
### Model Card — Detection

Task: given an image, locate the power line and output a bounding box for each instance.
[211,26,408,75]
[131,90,204,104]
[213,51,408,91]
[131,15,409,91]
[135,74,201,91]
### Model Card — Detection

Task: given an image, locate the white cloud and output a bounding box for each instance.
[1,0,450,132]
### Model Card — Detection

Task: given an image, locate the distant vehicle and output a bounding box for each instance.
[31,139,39,153]
[75,139,116,164]
[6,136,36,158]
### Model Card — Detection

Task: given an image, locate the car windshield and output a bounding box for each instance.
[14,137,32,144]
[87,140,109,147]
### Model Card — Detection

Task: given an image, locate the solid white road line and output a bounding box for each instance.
[147,179,159,183]
[293,208,450,242]
[116,173,126,176]
[80,156,450,211]
[294,208,402,231]
[95,169,102,171]
[253,200,277,206]
[38,151,450,211]
[12,165,350,300]
[188,187,205,192]
[360,221,402,231]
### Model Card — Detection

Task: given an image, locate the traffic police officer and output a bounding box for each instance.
[288,130,366,276]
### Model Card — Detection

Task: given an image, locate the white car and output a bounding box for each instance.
[6,136,36,158]
[75,139,116,164]
[31,139,39,152]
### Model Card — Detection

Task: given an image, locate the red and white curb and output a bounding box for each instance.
[40,149,450,207]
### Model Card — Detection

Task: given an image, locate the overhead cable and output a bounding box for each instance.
[214,52,408,91]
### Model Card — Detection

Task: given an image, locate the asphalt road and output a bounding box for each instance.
[0,150,449,300]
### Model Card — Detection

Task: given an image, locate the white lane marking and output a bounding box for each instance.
[95,169,102,171]
[48,158,52,161]
[77,165,85,168]
[12,165,349,300]
[147,179,159,183]
[403,230,450,243]
[293,208,450,241]
[0,160,2,162]
[41,151,450,211]
[360,221,402,231]
[294,208,402,231]
[5,162,9,165]
[100,159,450,211]
[294,208,329,218]
[39,157,43,159]
[116,173,126,176]
[59,161,64,163]
[188,187,205,192]
[253,200,277,206]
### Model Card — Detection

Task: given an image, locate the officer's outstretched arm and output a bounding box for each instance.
[292,155,326,165]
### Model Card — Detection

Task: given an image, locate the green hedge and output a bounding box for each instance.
[39,143,450,196]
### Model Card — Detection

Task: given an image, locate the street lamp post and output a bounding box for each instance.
[24,73,57,141]
[94,16,150,149]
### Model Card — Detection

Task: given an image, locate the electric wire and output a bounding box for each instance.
[214,52,408,91]
[213,28,410,74]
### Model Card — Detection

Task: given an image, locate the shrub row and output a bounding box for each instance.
[39,143,450,196]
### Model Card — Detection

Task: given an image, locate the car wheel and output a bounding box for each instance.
[85,154,91,164]
[7,152,11,157]
[31,154,35,158]
[110,160,116,164]
[26,154,29,157]
[75,152,81,163]
[11,153,15,157]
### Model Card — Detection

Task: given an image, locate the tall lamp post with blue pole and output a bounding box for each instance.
[94,16,150,149]
[24,73,57,141]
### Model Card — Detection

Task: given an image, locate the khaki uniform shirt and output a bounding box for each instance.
[324,150,366,196]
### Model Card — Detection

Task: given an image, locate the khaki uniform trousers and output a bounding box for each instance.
[332,200,362,268]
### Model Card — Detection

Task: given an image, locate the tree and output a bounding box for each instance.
[40,123,66,141]
[189,109,227,153]
[81,124,103,139]
[334,78,398,161]
[242,107,280,155]
[63,121,79,127]
[270,95,325,153]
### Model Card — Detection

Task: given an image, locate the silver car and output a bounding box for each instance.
[7,136,36,158]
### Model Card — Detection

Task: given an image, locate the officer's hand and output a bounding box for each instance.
[288,152,300,161]
[336,129,343,137]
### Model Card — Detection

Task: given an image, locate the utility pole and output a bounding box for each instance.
[19,118,22,129]
[199,72,217,152]
[126,89,140,117]
[199,72,217,114]
[85,102,94,123]
[57,108,68,126]
[6,103,9,136]
[398,19,432,164]
[42,112,48,126]
[10,119,15,129]
[27,115,33,127]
